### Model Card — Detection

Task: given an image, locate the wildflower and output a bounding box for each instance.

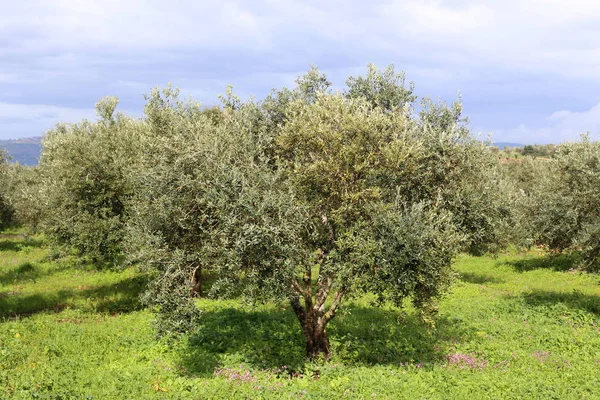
[446,352,488,370]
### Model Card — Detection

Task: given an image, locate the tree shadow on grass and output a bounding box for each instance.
[0,237,44,252]
[0,261,40,284]
[503,253,575,273]
[459,272,505,285]
[330,306,473,366]
[520,289,600,315]
[179,304,474,377]
[180,307,305,377]
[0,275,149,319]
[0,261,75,285]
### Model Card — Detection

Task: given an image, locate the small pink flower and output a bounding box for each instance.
[532,350,552,363]
[446,352,488,370]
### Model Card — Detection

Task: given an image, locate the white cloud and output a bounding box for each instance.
[548,103,600,137]
[0,102,97,139]
[0,0,270,52]
[488,103,600,144]
[0,102,96,122]
[3,0,600,80]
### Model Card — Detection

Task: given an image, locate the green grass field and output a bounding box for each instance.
[1,232,600,399]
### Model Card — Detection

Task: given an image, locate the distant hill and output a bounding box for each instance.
[0,137,42,166]
[493,142,524,149]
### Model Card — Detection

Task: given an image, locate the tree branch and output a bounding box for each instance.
[315,274,332,312]
[291,278,311,301]
[290,295,305,324]
[321,214,335,244]
[303,264,312,297]
[324,286,346,322]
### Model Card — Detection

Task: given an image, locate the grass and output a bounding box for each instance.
[1,232,600,399]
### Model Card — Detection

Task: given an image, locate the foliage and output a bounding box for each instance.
[491,143,556,160]
[551,137,600,270]
[2,233,600,398]
[503,157,567,249]
[522,145,535,156]
[344,63,416,111]
[519,143,556,158]
[37,97,143,264]
[0,153,44,231]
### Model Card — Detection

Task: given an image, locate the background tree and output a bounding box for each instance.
[38,97,143,264]
[560,138,600,270]
[5,164,43,230]
[508,136,600,270]
[0,150,14,229]
[523,145,535,157]
[500,142,584,252]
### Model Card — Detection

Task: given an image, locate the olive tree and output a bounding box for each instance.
[0,150,14,229]
[38,97,143,264]
[510,136,600,270]
[4,164,44,230]
[133,67,506,359]
[0,151,42,231]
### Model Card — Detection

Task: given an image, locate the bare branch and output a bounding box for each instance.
[290,295,305,324]
[324,286,346,322]
[303,264,312,297]
[291,278,311,300]
[315,274,332,311]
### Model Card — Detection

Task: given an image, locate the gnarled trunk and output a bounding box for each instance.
[290,221,344,360]
[291,296,331,359]
[290,278,345,360]
[304,313,330,359]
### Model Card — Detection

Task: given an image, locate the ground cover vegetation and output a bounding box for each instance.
[1,64,600,398]
[1,233,600,398]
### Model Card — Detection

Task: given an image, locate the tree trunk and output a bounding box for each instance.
[190,266,203,297]
[290,296,332,360]
[304,316,330,359]
[289,240,345,360]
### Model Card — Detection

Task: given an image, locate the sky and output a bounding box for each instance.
[1,0,600,144]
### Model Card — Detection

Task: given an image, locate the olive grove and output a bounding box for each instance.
[22,64,575,360]
[5,60,600,363]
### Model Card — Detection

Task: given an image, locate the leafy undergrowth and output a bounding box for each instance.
[1,232,600,399]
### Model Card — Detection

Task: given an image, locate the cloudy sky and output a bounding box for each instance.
[1,0,600,143]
